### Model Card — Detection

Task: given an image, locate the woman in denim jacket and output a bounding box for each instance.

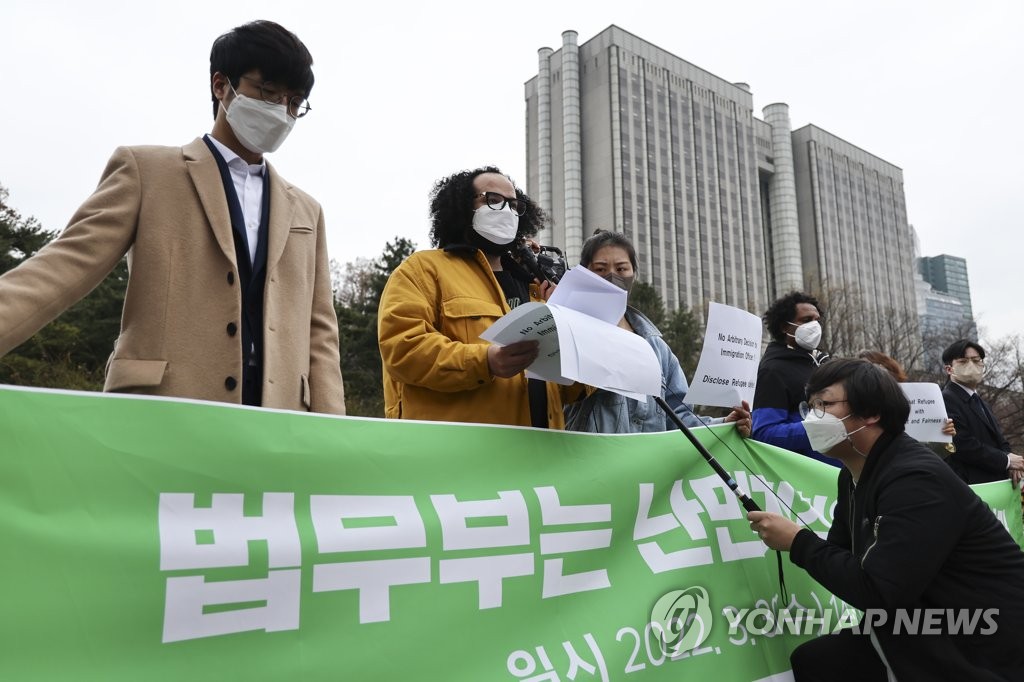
[563,230,750,435]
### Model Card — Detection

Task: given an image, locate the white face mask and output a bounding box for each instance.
[788,320,822,351]
[802,411,866,454]
[471,205,519,246]
[225,86,295,154]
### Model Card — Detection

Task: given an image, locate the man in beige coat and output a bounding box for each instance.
[0,20,344,414]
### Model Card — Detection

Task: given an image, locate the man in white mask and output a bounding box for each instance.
[0,21,344,414]
[748,358,1024,681]
[940,339,1021,484]
[751,291,838,465]
[378,167,566,428]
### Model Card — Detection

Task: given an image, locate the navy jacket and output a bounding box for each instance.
[943,381,1011,484]
[752,341,839,466]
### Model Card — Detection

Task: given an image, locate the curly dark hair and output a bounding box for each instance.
[428,167,545,248]
[763,291,824,343]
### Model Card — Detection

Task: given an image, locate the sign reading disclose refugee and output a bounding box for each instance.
[1,386,1020,681]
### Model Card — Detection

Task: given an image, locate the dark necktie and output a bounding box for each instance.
[969,393,997,433]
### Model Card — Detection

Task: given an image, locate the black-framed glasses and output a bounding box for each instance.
[799,399,849,419]
[239,75,311,119]
[475,191,526,217]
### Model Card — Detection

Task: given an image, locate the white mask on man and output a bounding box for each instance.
[788,320,822,351]
[226,86,295,154]
[471,205,519,246]
[802,411,866,454]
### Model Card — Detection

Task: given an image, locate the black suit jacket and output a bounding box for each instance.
[942,381,1010,483]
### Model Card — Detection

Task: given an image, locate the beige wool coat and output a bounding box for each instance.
[0,137,345,414]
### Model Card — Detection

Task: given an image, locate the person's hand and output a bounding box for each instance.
[747,511,801,552]
[1008,453,1024,471]
[724,400,752,438]
[525,238,541,255]
[1011,469,1023,488]
[536,279,556,301]
[487,340,540,378]
[941,418,956,437]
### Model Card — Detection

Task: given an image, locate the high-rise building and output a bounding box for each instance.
[791,126,918,323]
[918,254,973,320]
[525,26,919,340]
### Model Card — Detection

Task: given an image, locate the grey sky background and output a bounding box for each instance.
[3,0,1021,347]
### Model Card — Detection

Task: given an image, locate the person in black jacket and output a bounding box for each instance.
[941,339,1023,484]
[749,358,1024,682]
[751,291,837,466]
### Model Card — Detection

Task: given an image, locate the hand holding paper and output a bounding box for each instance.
[479,267,661,397]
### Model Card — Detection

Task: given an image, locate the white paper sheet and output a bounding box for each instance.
[900,382,952,443]
[478,302,570,385]
[551,306,659,399]
[546,265,626,325]
[479,301,661,397]
[684,302,763,408]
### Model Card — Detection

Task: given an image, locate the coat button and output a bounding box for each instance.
[225,376,237,391]
[226,322,238,337]
[227,272,235,285]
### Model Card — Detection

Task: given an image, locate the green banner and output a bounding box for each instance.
[1,386,1020,681]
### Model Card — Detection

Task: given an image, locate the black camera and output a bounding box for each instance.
[515,242,567,284]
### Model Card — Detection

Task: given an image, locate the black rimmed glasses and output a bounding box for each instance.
[238,75,312,119]
[475,191,526,217]
[799,399,849,419]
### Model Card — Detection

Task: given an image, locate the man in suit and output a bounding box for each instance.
[941,339,1020,483]
[0,20,344,414]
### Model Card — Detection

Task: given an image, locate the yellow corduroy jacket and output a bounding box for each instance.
[378,247,566,428]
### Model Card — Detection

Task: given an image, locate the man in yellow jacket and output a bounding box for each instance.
[378,167,564,428]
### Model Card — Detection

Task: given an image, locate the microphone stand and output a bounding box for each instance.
[654,396,788,600]
[654,396,761,512]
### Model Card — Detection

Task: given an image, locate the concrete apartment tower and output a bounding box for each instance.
[525,25,919,344]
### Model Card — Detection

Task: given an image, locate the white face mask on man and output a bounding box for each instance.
[788,320,822,351]
[471,205,519,246]
[225,85,295,154]
[802,411,866,454]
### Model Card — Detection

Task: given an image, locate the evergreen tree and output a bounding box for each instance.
[335,237,416,417]
[662,306,704,378]
[628,281,666,329]
[0,185,127,390]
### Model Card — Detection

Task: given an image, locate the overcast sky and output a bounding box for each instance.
[3,0,1021,344]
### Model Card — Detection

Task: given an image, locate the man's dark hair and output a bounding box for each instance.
[941,339,986,366]
[209,20,315,118]
[428,167,544,248]
[579,229,638,270]
[763,291,824,343]
[806,358,909,434]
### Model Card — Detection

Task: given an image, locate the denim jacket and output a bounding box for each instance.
[563,307,718,433]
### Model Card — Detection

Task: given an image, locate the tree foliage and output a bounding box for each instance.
[628,281,705,381]
[0,186,127,390]
[629,281,666,329]
[662,306,703,379]
[334,237,416,417]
